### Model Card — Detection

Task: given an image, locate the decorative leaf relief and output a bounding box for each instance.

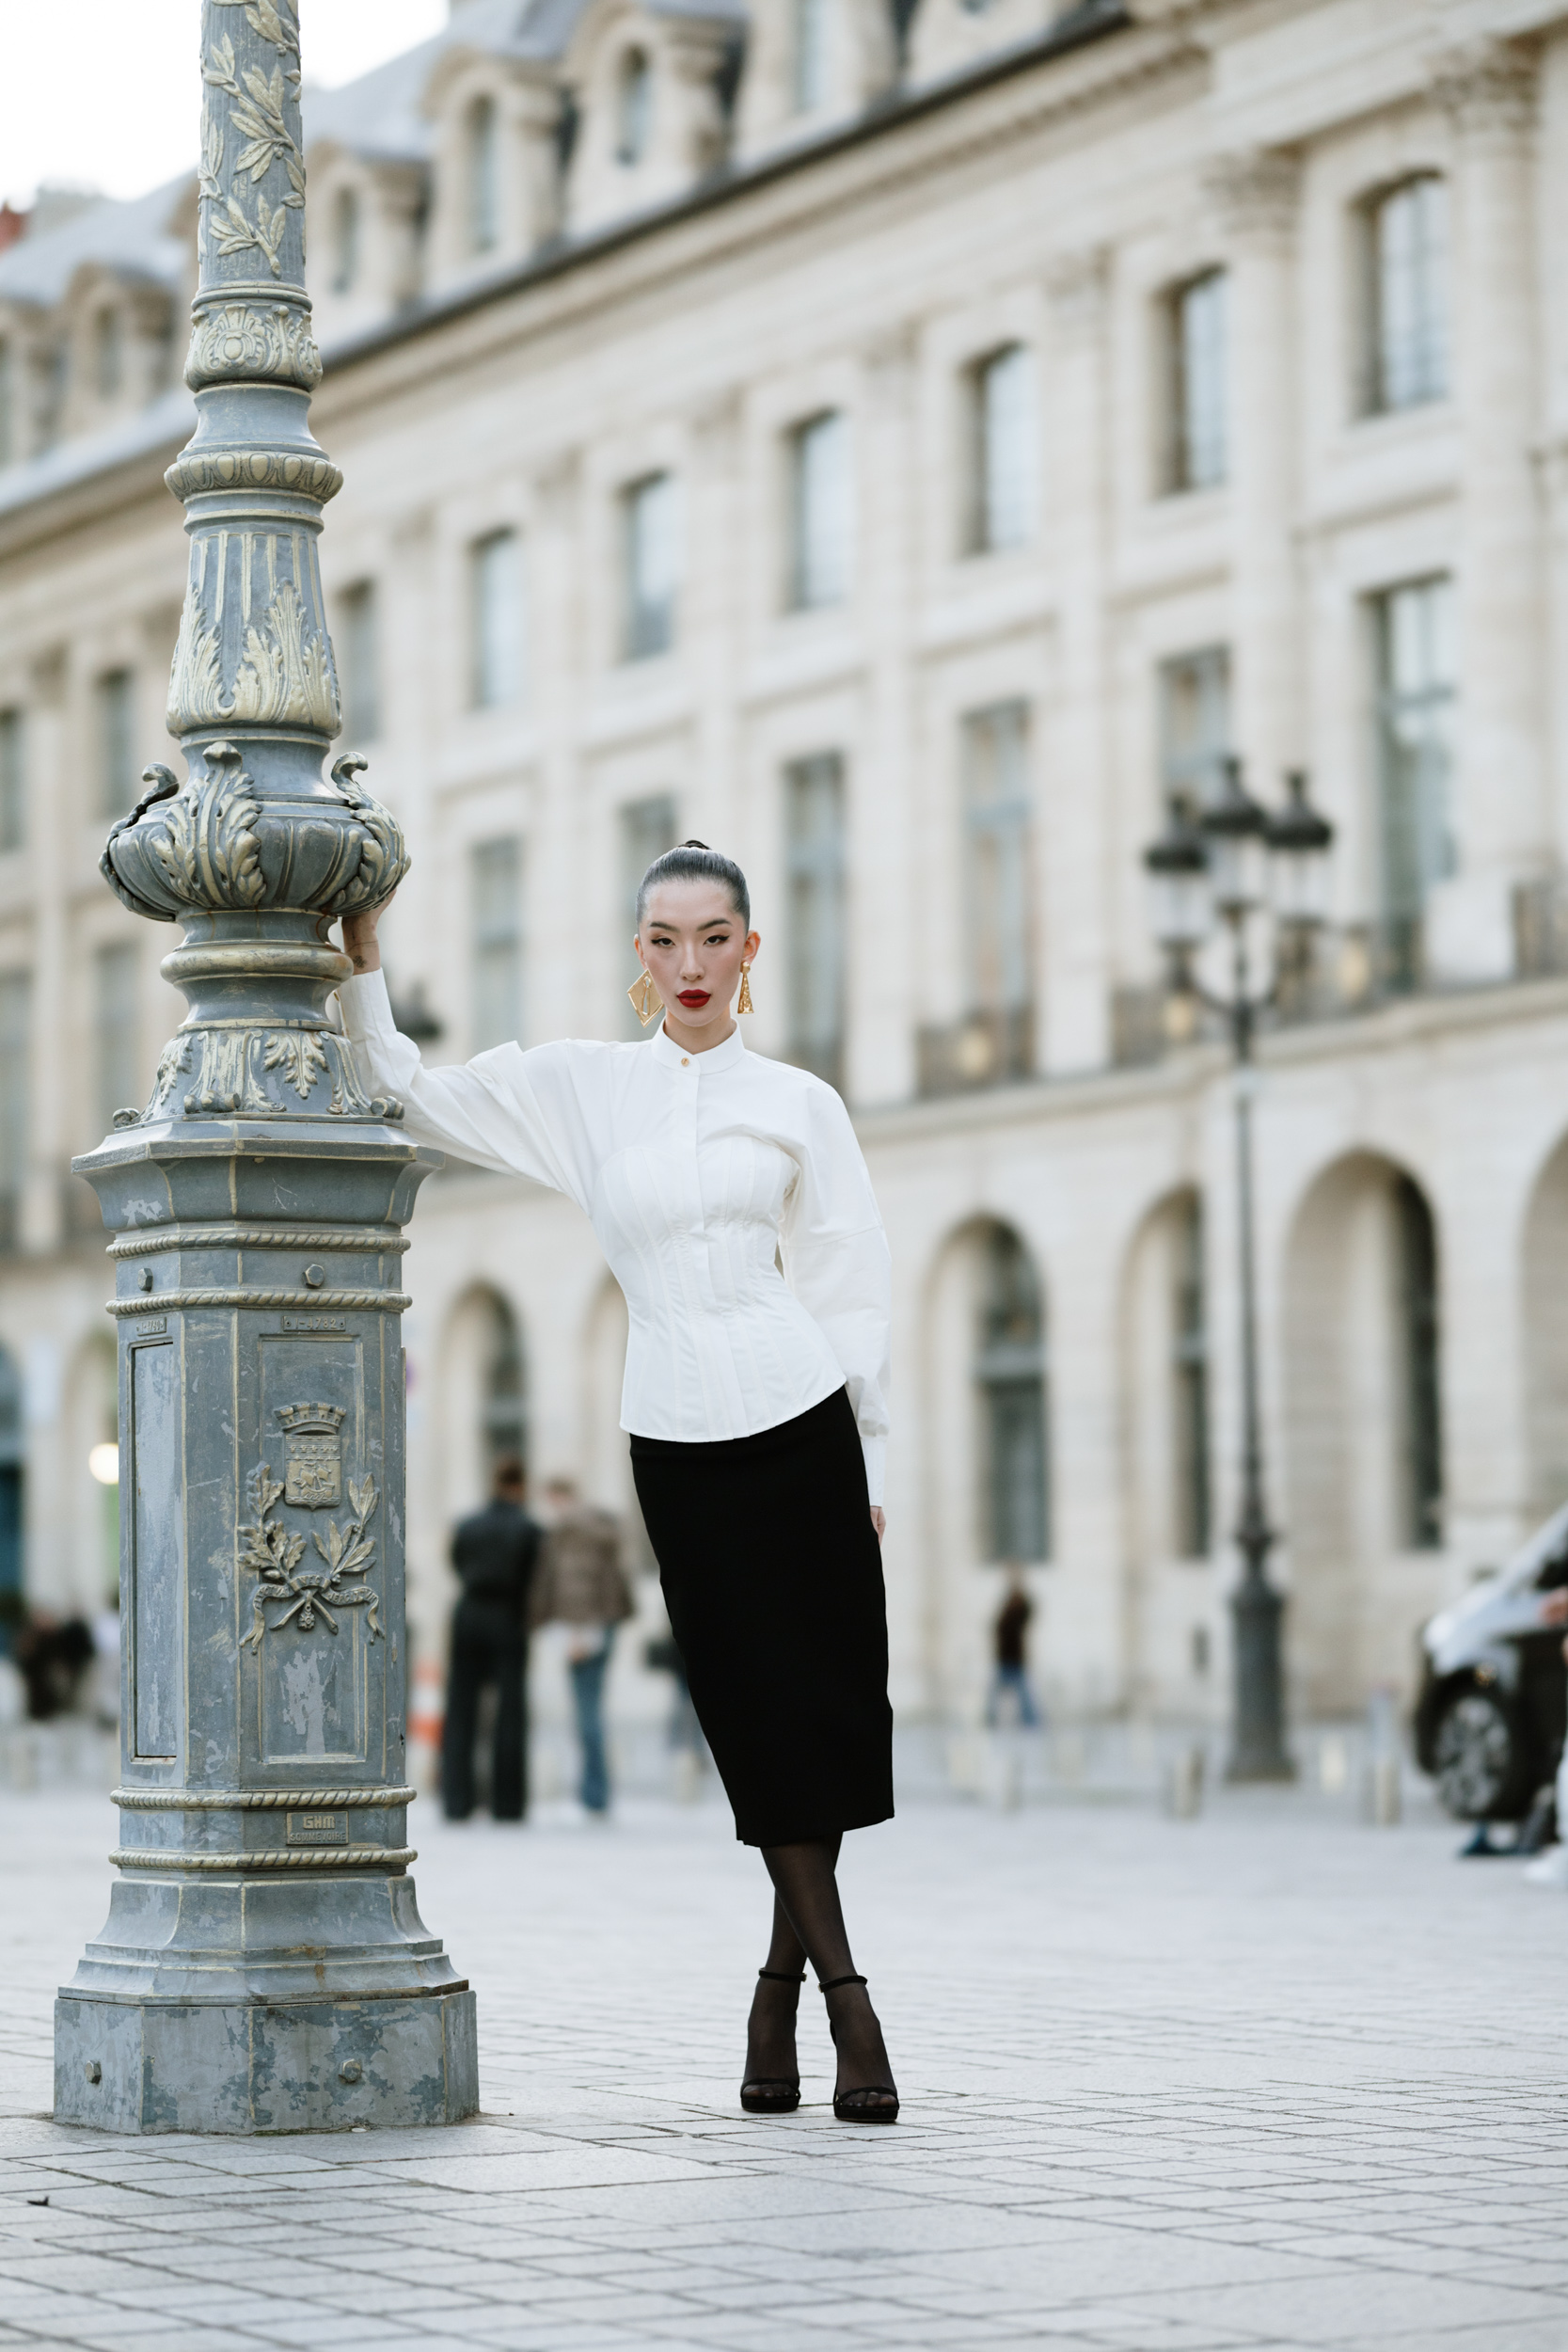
[327,754,412,915]
[230,581,341,731]
[167,581,339,735]
[214,189,289,277]
[262,1030,329,1100]
[241,1457,382,1651]
[146,1035,193,1115]
[214,0,301,68]
[183,301,321,391]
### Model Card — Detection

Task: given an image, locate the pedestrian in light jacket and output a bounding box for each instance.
[531,1479,634,1816]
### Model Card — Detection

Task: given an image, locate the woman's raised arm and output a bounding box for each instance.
[335,898,586,1203]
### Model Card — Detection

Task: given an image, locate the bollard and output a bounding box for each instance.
[1164,1742,1206,1819]
[1363,1752,1402,1825]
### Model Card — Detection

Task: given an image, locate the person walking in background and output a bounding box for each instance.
[442,1457,540,1823]
[987,1566,1040,1728]
[531,1478,634,1817]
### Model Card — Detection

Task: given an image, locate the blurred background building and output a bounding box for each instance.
[0,0,1563,1743]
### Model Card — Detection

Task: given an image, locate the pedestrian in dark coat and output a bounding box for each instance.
[442,1457,541,1821]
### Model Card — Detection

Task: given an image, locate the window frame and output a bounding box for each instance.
[95,667,135,819]
[784,751,847,1089]
[966,342,1036,557]
[0,708,23,853]
[1372,573,1456,991]
[786,409,852,612]
[960,699,1034,1025]
[974,1226,1051,1565]
[1359,172,1449,419]
[1162,268,1228,495]
[622,472,678,660]
[468,528,524,710]
[468,834,524,1054]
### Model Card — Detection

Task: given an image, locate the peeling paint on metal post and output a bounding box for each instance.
[53,0,478,2136]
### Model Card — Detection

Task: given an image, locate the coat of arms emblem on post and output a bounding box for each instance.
[277,1401,344,1507]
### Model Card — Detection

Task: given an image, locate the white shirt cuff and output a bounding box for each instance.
[861,1434,886,1510]
[338,966,396,1044]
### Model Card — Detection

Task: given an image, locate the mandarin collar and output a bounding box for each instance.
[650,1019,747,1073]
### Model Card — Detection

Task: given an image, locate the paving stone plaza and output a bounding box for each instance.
[2,1781,1566,2352]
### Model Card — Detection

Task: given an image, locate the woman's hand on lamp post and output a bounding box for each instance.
[341,896,392,976]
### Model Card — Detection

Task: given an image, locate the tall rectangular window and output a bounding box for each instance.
[1376,576,1455,990]
[784,754,847,1089]
[620,794,676,1033]
[623,473,678,660]
[339,580,379,743]
[791,0,829,113]
[0,340,15,468]
[470,836,523,1053]
[96,668,135,818]
[331,186,359,294]
[94,943,139,1136]
[969,344,1036,554]
[469,529,523,709]
[468,97,499,255]
[0,973,28,1251]
[0,708,22,852]
[787,411,851,611]
[1172,1195,1210,1560]
[1366,175,1449,414]
[1165,269,1227,492]
[1159,646,1231,809]
[962,702,1032,1022]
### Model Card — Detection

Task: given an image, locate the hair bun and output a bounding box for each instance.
[681,837,710,850]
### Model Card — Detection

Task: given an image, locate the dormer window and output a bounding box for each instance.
[468,95,499,254]
[616,49,652,167]
[791,0,829,114]
[94,308,122,400]
[332,187,359,295]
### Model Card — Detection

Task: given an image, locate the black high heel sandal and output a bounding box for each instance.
[740,1966,804,2114]
[820,1973,899,2123]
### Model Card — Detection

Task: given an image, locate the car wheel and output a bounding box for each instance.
[1433,1689,1528,1820]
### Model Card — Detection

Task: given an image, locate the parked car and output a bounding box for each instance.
[1414,1502,1568,1820]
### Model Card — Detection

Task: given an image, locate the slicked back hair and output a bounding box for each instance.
[635,838,750,933]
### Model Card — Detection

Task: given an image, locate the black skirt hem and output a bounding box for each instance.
[732,1801,895,1851]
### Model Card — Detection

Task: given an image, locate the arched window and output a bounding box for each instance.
[0,1344,22,1625]
[1394,1174,1441,1549]
[975,1225,1049,1561]
[332,185,359,294]
[467,95,499,254]
[94,307,122,399]
[616,48,652,167]
[483,1295,527,1471]
[1171,1194,1210,1559]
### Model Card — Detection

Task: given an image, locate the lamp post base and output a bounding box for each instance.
[53,1986,478,2136]
[1224,1570,1295,1784]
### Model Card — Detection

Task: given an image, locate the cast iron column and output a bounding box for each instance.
[1221,915,1292,1782]
[53,0,478,2134]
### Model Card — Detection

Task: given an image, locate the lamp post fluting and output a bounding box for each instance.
[1144,760,1334,1784]
[53,0,477,2135]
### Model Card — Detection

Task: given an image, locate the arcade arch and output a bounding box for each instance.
[1281,1152,1443,1714]
[1521,1132,1568,1522]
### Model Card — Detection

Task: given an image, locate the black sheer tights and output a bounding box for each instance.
[742,1837,897,2116]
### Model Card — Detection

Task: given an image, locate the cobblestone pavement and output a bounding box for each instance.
[2,1780,1566,2352]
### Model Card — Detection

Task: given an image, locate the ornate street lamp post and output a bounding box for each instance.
[1144,760,1334,1784]
[53,1,477,2133]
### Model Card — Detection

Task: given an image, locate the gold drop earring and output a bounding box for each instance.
[736,961,754,1016]
[627,968,663,1026]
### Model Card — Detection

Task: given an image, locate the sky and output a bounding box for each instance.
[2,1,451,215]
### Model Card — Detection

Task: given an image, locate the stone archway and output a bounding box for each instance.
[1521,1132,1568,1522]
[1281,1152,1443,1713]
[436,1284,528,1531]
[1119,1186,1214,1716]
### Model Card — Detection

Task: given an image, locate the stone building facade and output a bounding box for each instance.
[1,0,1566,1735]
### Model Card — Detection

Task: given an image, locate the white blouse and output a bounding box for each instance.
[341,972,892,1503]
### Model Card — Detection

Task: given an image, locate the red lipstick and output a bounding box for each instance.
[676,990,711,1008]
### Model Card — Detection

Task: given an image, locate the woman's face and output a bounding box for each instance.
[635,881,760,1042]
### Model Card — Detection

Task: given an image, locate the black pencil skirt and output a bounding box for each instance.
[630,1387,895,1848]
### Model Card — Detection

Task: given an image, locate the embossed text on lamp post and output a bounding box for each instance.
[53,0,477,2135]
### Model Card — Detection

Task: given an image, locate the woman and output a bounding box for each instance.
[339,842,898,2122]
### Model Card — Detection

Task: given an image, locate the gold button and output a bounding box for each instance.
[681,1057,689,1067]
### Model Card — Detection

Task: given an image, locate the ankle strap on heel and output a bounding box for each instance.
[757,1966,806,1984]
[817,1972,867,1994]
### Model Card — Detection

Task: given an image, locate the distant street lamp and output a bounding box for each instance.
[1144,759,1335,1782]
